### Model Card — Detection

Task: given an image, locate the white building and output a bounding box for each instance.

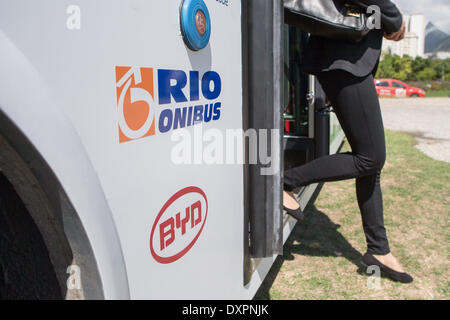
[432,51,450,59]
[382,13,426,58]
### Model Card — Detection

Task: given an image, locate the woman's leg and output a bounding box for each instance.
[284,69,390,254]
[356,171,389,255]
[284,70,386,188]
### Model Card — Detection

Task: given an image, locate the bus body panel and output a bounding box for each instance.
[0,0,259,299]
[0,26,130,299]
[1,1,345,299]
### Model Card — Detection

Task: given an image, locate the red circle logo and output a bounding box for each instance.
[150,186,208,264]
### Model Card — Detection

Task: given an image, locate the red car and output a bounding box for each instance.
[374,79,426,98]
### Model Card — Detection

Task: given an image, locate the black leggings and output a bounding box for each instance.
[284,69,390,255]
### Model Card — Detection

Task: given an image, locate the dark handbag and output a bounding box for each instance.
[284,0,376,42]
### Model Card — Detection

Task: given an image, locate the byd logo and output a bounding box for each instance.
[115,66,222,143]
[150,187,208,264]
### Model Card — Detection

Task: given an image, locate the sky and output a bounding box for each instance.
[393,0,450,34]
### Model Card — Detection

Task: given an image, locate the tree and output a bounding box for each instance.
[393,55,413,81]
[376,53,396,78]
[411,57,431,81]
[416,67,437,81]
[377,53,450,81]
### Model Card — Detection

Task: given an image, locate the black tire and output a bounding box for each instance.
[0,173,62,299]
[410,93,420,98]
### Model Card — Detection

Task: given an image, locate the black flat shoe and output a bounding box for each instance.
[283,205,304,221]
[362,253,413,283]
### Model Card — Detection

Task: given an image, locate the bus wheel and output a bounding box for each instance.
[0,173,62,299]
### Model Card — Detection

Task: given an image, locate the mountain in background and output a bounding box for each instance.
[425,22,450,53]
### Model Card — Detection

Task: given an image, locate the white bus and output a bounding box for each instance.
[0,0,344,299]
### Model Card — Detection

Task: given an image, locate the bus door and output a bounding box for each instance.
[242,0,285,287]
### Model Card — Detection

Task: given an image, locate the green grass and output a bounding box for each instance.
[426,90,450,97]
[255,130,450,300]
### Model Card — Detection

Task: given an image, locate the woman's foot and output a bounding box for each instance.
[372,253,404,273]
[283,191,304,221]
[362,252,413,283]
[283,191,300,210]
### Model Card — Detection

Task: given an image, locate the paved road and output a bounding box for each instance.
[379,97,450,163]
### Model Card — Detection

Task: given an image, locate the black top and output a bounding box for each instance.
[300,0,403,77]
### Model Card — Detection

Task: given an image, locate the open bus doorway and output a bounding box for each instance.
[243,1,345,291]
